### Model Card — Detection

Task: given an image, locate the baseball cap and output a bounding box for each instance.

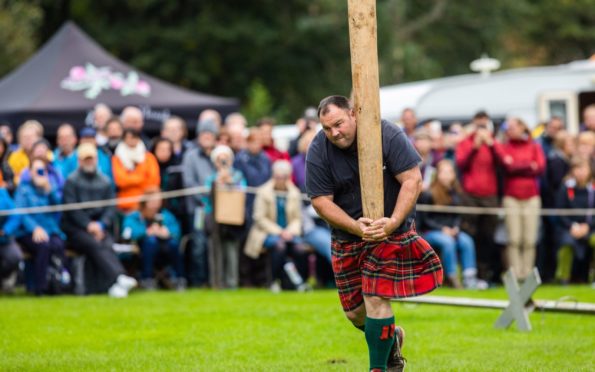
[77,143,98,159]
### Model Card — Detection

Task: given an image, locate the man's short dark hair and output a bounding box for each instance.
[256,117,276,128]
[123,128,141,139]
[317,95,351,117]
[473,110,489,120]
[105,116,123,128]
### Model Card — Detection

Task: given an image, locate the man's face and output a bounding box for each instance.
[584,107,595,131]
[259,124,273,147]
[106,122,123,140]
[401,110,417,130]
[247,131,263,155]
[198,132,217,152]
[0,126,13,144]
[57,126,77,154]
[546,118,564,137]
[19,127,39,152]
[79,156,97,173]
[320,105,357,149]
[414,138,432,156]
[123,112,144,132]
[162,119,185,143]
[94,108,111,131]
[474,117,490,129]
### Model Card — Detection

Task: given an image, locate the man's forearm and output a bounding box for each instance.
[389,177,421,230]
[312,197,360,237]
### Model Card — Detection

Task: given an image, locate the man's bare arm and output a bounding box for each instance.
[311,195,371,238]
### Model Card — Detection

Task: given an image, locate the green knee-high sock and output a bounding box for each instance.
[365,316,395,371]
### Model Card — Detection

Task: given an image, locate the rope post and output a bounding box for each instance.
[347,0,384,219]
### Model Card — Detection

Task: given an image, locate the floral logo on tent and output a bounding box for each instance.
[61,63,151,99]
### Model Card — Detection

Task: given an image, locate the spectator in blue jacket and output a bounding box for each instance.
[20,139,65,199]
[0,186,22,293]
[53,123,79,180]
[122,188,184,290]
[14,156,65,295]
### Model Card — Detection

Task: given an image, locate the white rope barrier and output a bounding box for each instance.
[1,185,593,217]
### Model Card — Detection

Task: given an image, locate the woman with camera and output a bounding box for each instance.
[14,156,66,295]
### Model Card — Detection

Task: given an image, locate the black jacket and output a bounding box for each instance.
[61,169,116,233]
[555,182,595,230]
[417,191,462,231]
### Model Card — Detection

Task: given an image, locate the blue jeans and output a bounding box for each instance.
[424,230,477,276]
[140,236,184,280]
[303,227,332,263]
[189,229,209,286]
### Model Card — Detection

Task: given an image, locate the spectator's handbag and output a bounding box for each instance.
[213,185,246,226]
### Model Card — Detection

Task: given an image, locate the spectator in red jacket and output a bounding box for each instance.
[499,117,545,281]
[257,117,290,164]
[455,111,503,282]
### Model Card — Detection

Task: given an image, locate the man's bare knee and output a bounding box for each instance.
[344,304,366,326]
[364,296,393,318]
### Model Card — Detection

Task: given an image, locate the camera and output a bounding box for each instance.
[154,214,164,226]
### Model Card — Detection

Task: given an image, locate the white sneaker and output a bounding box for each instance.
[108,284,128,298]
[117,275,138,291]
[270,281,281,294]
[1,272,17,293]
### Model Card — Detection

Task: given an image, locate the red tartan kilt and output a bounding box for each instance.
[331,229,443,311]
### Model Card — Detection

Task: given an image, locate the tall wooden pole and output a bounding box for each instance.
[347,0,384,220]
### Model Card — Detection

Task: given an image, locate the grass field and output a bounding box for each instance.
[0,286,594,371]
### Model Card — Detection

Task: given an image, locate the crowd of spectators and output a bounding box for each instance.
[0,102,594,297]
[412,105,595,287]
[0,105,333,296]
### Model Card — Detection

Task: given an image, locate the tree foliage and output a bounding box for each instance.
[0,0,42,77]
[1,0,594,122]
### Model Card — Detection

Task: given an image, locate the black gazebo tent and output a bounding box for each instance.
[0,21,239,135]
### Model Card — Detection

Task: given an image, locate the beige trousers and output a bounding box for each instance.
[503,196,541,280]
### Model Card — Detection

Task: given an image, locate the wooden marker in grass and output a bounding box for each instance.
[347,0,384,220]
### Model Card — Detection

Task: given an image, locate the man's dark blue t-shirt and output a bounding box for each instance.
[305,120,421,242]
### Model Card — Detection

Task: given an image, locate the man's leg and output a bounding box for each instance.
[190,228,208,286]
[19,236,51,295]
[0,240,22,279]
[363,296,396,371]
[344,303,367,331]
[504,197,523,279]
[70,230,123,285]
[140,237,160,280]
[166,239,184,279]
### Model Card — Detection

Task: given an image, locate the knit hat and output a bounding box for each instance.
[196,118,219,136]
[210,144,234,164]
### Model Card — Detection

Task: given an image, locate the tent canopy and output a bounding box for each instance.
[0,21,239,134]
